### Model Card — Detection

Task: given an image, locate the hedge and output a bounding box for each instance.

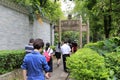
[66,37,120,80]
[0,50,25,74]
[66,48,112,80]
[84,37,120,55]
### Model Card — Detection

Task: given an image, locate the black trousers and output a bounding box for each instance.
[62,54,70,72]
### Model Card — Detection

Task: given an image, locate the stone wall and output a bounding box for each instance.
[33,19,54,45]
[0,5,31,50]
[0,69,23,80]
[0,1,54,50]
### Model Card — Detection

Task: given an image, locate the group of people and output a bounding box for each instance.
[21,38,77,80]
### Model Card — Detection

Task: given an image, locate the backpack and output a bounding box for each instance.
[43,49,51,62]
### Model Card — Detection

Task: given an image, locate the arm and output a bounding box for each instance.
[22,70,27,80]
[42,56,51,78]
[49,48,54,57]
[21,56,27,80]
[72,47,74,53]
[42,56,50,71]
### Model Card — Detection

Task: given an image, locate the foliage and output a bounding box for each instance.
[62,31,79,43]
[105,52,120,79]
[66,48,112,80]
[11,0,63,23]
[66,37,120,79]
[50,45,56,51]
[73,0,120,40]
[54,33,59,45]
[0,50,25,74]
[83,37,120,79]
[84,37,120,55]
[41,0,63,22]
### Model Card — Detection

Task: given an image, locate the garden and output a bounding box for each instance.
[0,0,120,80]
[66,37,120,80]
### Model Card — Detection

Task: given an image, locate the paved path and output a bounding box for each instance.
[47,58,69,80]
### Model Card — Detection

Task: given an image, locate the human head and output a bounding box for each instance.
[58,42,61,48]
[58,42,61,45]
[64,40,67,44]
[33,38,44,50]
[29,38,34,43]
[45,42,50,51]
[46,42,50,47]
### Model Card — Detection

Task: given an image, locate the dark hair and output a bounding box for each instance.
[33,38,44,49]
[29,38,34,43]
[64,40,67,43]
[45,42,50,51]
[58,42,61,49]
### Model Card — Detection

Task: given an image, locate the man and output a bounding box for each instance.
[25,38,34,54]
[61,40,71,72]
[21,38,50,80]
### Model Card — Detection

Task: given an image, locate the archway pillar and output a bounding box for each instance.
[79,16,82,48]
[87,19,90,43]
[58,19,62,42]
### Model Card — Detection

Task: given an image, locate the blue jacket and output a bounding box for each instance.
[21,51,50,80]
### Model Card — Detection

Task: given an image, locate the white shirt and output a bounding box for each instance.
[43,48,53,56]
[61,43,71,54]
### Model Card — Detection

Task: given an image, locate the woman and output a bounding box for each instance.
[55,42,61,67]
[71,42,78,53]
[43,42,54,72]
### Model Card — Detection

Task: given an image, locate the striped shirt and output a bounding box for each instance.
[25,43,34,54]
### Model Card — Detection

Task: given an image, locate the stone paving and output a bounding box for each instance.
[47,58,69,80]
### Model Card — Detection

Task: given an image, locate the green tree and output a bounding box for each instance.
[73,0,120,41]
[12,0,63,23]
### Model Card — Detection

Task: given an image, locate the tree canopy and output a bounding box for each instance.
[73,0,120,41]
[12,0,64,23]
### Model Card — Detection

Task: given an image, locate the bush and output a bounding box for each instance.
[0,50,25,74]
[66,48,112,80]
[105,52,120,79]
[50,45,56,51]
[84,37,120,55]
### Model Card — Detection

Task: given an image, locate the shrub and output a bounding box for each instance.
[0,50,25,74]
[66,48,113,80]
[50,45,56,51]
[105,52,120,79]
[84,37,120,55]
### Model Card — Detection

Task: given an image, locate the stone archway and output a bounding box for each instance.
[55,16,90,48]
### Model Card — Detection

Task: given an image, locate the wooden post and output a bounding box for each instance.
[87,19,90,43]
[79,16,82,48]
[58,19,62,42]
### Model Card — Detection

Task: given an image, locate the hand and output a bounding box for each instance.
[45,72,51,79]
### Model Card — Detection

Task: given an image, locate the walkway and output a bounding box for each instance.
[47,57,69,80]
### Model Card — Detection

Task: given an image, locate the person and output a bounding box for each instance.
[21,38,50,80]
[55,42,61,67]
[43,42,54,72]
[61,40,71,72]
[71,42,78,53]
[25,38,34,54]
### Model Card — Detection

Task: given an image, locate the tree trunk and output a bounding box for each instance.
[103,0,112,38]
[104,15,109,38]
